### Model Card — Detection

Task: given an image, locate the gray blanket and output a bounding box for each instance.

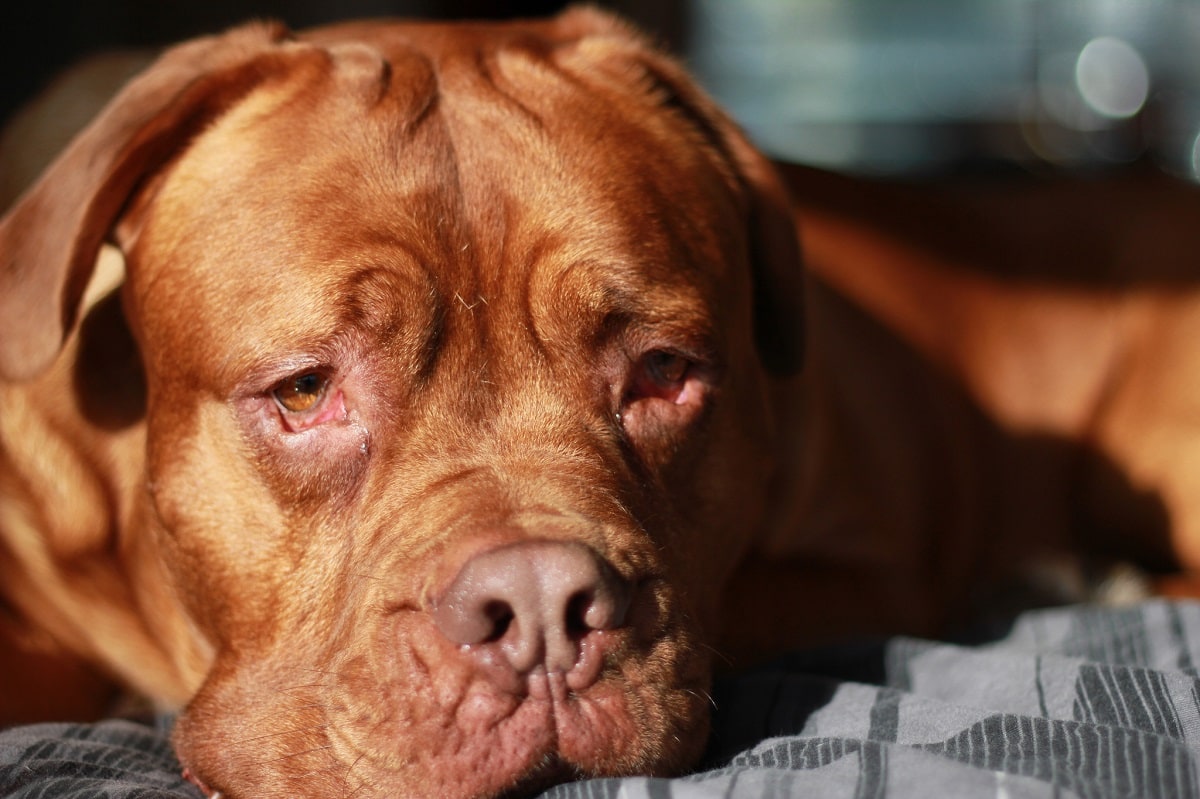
[4,599,1199,798]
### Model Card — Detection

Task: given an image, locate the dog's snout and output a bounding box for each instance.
[431,541,631,676]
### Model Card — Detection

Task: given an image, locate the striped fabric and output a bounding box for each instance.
[3,600,1200,798]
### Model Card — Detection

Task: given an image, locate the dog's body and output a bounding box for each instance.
[724,164,1200,657]
[1,9,1198,799]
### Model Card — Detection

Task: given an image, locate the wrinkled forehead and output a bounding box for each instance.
[127,22,745,360]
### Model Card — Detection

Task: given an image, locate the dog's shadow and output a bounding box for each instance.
[74,287,146,431]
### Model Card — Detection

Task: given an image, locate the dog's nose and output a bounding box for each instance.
[431,540,631,675]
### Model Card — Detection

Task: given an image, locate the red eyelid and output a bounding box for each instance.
[277,389,345,432]
[270,369,344,432]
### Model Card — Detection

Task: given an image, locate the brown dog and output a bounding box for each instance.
[0,9,804,798]
[4,7,1199,799]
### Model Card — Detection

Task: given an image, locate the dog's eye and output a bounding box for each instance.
[645,351,689,386]
[273,372,329,414]
[619,348,707,443]
[630,350,691,403]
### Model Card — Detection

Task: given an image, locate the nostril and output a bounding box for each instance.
[566,584,629,636]
[483,600,514,642]
[565,590,595,637]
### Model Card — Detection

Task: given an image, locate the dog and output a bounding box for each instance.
[0,9,803,798]
[3,6,1198,799]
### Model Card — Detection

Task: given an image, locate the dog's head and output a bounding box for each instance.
[0,9,802,797]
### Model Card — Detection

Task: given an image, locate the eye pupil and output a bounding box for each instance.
[274,372,327,413]
[648,352,687,384]
[295,373,321,393]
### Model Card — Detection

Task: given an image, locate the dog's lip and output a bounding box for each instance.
[445,669,646,793]
[445,626,626,697]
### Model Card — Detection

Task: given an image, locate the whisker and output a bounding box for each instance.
[297,666,343,676]
[229,722,331,746]
[272,682,332,693]
[256,743,336,765]
[281,702,329,711]
[699,640,734,669]
[684,687,718,710]
[292,763,355,781]
[341,752,373,798]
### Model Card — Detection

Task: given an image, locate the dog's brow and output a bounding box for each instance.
[473,47,546,130]
[337,269,408,329]
[574,275,716,354]
[335,262,445,378]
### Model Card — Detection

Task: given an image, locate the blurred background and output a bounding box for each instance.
[4,0,1200,180]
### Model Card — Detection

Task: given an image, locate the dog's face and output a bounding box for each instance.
[0,11,802,798]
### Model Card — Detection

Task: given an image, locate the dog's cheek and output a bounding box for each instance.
[145,405,361,623]
[621,388,711,471]
[257,430,370,507]
[146,474,280,642]
[656,380,775,628]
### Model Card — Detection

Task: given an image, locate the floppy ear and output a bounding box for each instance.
[552,7,806,376]
[0,21,317,382]
[718,123,806,377]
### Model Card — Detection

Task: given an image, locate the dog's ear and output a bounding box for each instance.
[0,21,317,382]
[552,7,805,376]
[717,127,806,377]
